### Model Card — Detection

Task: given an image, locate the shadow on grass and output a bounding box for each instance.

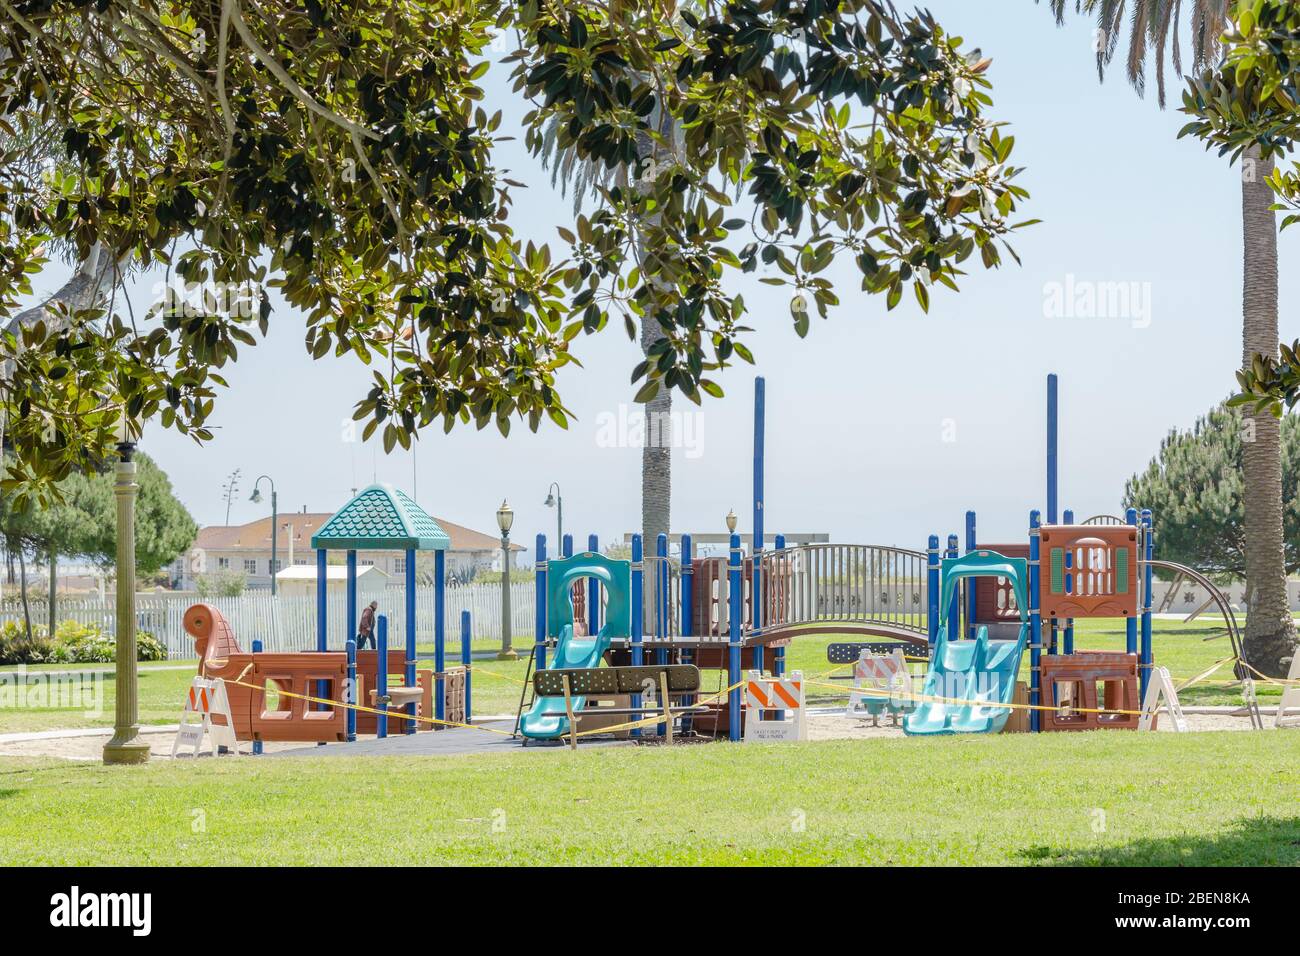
[1020,816,1300,866]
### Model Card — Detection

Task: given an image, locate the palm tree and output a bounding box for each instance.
[1043,0,1297,674]
[538,106,679,547]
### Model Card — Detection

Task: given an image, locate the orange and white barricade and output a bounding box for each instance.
[847,648,912,726]
[172,677,239,757]
[743,670,807,742]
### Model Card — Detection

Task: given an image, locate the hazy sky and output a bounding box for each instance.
[22,3,1298,560]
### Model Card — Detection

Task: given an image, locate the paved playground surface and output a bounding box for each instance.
[0,707,1261,762]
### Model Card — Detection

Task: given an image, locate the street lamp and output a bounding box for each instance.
[103,414,150,765]
[725,508,738,534]
[543,482,563,547]
[250,476,278,595]
[496,499,517,661]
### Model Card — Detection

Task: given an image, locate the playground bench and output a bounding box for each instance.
[531,664,702,749]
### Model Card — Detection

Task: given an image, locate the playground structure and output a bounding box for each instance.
[183,484,474,749]
[517,373,1269,744]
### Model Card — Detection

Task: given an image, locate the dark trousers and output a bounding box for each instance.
[357,632,375,650]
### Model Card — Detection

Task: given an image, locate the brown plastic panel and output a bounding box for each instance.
[1038,525,1139,620]
[971,543,1031,624]
[1040,651,1140,731]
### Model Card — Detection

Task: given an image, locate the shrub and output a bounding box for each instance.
[0,619,168,664]
[0,619,55,665]
[196,570,247,597]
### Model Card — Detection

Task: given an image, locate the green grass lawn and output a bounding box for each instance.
[0,616,1284,735]
[0,730,1296,865]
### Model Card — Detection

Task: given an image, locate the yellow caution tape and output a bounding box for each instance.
[803,678,1150,718]
[227,678,515,736]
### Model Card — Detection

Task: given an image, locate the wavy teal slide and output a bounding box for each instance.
[519,552,631,740]
[904,550,1030,736]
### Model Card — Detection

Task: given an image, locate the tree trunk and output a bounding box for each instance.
[1240,148,1298,677]
[48,549,56,635]
[5,242,126,335]
[636,113,676,548]
[16,545,30,641]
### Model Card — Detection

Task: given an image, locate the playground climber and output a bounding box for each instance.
[357,600,379,650]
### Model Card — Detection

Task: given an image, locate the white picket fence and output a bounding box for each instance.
[0,581,536,660]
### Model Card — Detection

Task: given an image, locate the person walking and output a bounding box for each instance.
[357,599,378,650]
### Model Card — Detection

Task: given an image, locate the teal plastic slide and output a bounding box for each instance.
[519,552,631,740]
[903,550,1030,736]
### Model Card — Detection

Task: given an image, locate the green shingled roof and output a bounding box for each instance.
[310,484,450,551]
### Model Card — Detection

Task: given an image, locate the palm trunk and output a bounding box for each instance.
[636,113,676,547]
[1240,148,1298,676]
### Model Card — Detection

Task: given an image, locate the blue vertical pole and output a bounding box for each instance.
[341,549,356,728]
[587,533,600,634]
[316,549,328,652]
[251,638,264,754]
[404,548,417,734]
[926,535,941,646]
[630,534,644,739]
[946,534,960,642]
[1125,508,1139,656]
[534,535,548,671]
[1046,373,1059,524]
[753,376,765,673]
[562,533,574,558]
[460,610,472,725]
[345,636,356,742]
[344,550,357,652]
[434,548,446,723]
[655,534,669,667]
[774,534,787,678]
[1140,509,1154,701]
[1029,511,1042,732]
[728,532,743,742]
[965,510,977,639]
[680,534,694,732]
[376,614,389,739]
[1062,509,1075,655]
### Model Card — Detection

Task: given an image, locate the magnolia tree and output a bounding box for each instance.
[0,0,1030,505]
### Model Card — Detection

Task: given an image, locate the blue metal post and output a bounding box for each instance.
[434,549,446,723]
[345,550,357,652]
[376,614,389,739]
[1046,373,1059,524]
[1029,511,1042,732]
[926,535,941,646]
[1125,508,1139,656]
[1140,509,1154,701]
[965,510,977,639]
[252,638,264,754]
[655,533,669,666]
[562,533,573,558]
[774,534,787,678]
[728,532,743,742]
[1062,509,1075,655]
[680,534,694,732]
[404,548,417,734]
[946,534,960,642]
[753,376,765,673]
[587,533,600,634]
[630,534,644,739]
[316,549,328,652]
[460,610,472,725]
[534,535,548,671]
[345,637,356,742]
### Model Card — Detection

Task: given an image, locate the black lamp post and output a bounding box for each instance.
[250,476,278,594]
[544,482,563,547]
